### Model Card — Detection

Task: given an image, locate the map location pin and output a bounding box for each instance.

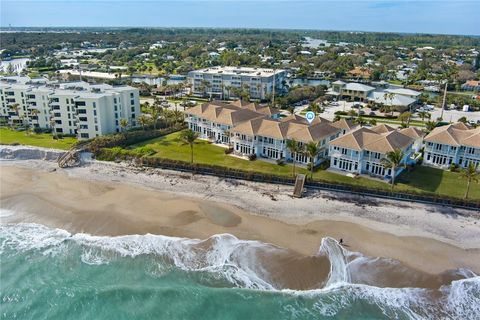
[305,111,315,124]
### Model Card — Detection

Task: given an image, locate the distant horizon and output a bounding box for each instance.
[1,26,479,38]
[1,1,479,36]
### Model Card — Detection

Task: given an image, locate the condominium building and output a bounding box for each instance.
[185,100,347,166]
[423,123,480,169]
[187,66,287,100]
[329,125,414,179]
[0,76,140,140]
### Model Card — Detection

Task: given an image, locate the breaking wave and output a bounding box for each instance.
[1,222,478,319]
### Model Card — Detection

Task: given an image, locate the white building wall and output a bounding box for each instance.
[0,80,141,140]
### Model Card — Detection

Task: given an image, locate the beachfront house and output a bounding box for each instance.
[399,127,426,153]
[184,100,278,145]
[423,122,480,169]
[328,125,414,179]
[230,114,343,165]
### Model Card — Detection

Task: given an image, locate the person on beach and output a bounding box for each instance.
[339,238,343,245]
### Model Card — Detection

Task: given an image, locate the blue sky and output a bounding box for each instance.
[1,1,479,35]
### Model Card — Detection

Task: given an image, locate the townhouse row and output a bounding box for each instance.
[0,76,141,140]
[185,100,354,167]
[185,101,479,181]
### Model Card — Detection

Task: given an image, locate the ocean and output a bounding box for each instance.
[1,221,479,320]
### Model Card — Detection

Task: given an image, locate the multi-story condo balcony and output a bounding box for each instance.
[187,66,286,100]
[1,76,141,140]
[423,123,480,169]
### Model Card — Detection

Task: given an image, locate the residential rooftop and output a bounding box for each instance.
[190,66,285,77]
[330,126,414,153]
[424,123,480,148]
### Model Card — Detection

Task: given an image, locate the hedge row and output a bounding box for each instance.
[85,125,184,152]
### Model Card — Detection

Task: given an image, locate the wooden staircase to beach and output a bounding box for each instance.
[293,174,306,198]
[57,146,84,168]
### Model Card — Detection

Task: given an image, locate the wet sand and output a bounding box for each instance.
[1,164,479,277]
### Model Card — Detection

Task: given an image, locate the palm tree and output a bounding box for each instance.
[354,116,367,127]
[30,109,39,131]
[380,149,405,190]
[180,129,199,164]
[8,103,20,127]
[305,142,320,179]
[417,110,430,122]
[171,110,184,127]
[425,120,437,132]
[150,99,163,129]
[460,163,479,199]
[138,114,150,131]
[286,139,304,177]
[398,111,412,127]
[347,109,358,118]
[119,118,129,133]
[383,92,396,116]
[49,118,58,139]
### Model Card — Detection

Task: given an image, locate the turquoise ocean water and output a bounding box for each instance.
[1,222,479,320]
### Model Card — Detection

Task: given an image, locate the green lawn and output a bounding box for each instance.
[0,128,77,150]
[129,131,479,198]
[396,166,480,200]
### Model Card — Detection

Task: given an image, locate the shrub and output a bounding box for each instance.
[88,127,183,154]
[449,163,459,172]
[319,159,330,170]
[224,147,233,154]
[248,154,256,161]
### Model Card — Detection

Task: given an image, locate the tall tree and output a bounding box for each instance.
[286,139,304,178]
[380,149,405,190]
[119,118,129,134]
[460,163,479,199]
[180,129,199,164]
[425,121,437,132]
[138,114,150,131]
[417,110,430,122]
[305,142,320,179]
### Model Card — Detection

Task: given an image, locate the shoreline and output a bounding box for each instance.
[1,147,480,275]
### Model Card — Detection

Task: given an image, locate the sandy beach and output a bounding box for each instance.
[1,148,479,277]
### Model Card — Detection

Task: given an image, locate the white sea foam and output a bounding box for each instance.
[1,222,479,319]
[0,222,71,255]
[318,237,351,287]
